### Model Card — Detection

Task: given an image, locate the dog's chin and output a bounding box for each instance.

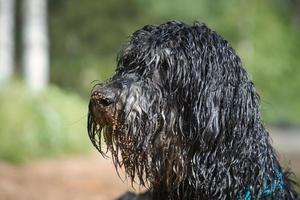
[92,107,117,127]
[100,122,131,153]
[88,108,121,156]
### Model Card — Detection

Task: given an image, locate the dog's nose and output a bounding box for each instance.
[91,88,115,107]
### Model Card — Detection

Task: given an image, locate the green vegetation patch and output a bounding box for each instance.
[0,82,91,163]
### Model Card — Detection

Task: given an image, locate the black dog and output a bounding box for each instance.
[88,21,299,199]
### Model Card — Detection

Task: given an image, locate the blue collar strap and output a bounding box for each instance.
[238,169,284,200]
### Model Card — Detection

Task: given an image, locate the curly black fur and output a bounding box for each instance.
[88,21,299,200]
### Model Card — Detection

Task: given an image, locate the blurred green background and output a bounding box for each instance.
[1,0,300,164]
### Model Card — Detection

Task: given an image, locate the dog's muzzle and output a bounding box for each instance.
[89,87,118,126]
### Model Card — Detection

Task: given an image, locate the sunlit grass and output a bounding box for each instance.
[0,81,91,163]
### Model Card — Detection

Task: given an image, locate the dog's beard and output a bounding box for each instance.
[88,94,187,190]
[87,105,152,187]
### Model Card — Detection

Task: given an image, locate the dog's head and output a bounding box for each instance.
[88,21,260,190]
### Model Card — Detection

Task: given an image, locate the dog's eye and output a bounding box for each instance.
[161,60,169,72]
[122,58,131,68]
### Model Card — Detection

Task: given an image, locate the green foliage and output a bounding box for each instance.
[238,1,300,124]
[49,0,140,95]
[0,82,91,163]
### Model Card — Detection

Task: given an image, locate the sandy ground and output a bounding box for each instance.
[0,154,145,200]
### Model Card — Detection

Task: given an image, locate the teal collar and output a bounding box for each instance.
[239,169,284,200]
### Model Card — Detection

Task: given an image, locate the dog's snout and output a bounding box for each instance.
[91,88,116,107]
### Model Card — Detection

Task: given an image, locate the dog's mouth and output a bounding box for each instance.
[87,97,120,155]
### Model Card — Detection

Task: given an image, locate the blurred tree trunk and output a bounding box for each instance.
[0,0,15,86]
[23,0,49,92]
